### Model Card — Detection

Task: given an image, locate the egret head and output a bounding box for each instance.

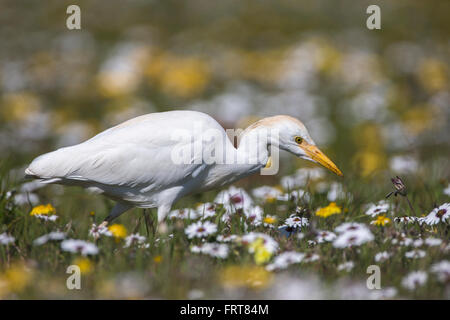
[255,115,343,176]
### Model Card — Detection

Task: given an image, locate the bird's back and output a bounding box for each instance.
[25,110,229,196]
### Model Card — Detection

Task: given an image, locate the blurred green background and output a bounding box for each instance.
[0,0,449,182]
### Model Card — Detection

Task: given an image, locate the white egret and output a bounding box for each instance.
[25,110,342,228]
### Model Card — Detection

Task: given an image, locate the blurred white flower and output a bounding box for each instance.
[394,216,418,224]
[333,223,374,248]
[303,253,320,263]
[216,234,238,242]
[334,222,367,233]
[412,239,424,248]
[430,260,450,283]
[444,184,450,197]
[374,251,391,263]
[123,233,148,248]
[369,287,398,300]
[185,221,217,239]
[252,186,282,202]
[337,261,354,272]
[0,233,15,245]
[33,214,58,221]
[423,203,450,225]
[326,182,347,202]
[390,155,419,174]
[244,206,264,226]
[169,208,199,220]
[89,223,112,238]
[405,250,426,259]
[195,203,218,219]
[315,230,336,243]
[266,251,304,271]
[33,231,66,246]
[61,239,99,255]
[424,237,442,247]
[202,242,229,259]
[214,186,253,213]
[401,271,428,290]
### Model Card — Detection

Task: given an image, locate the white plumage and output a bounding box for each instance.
[25,110,342,227]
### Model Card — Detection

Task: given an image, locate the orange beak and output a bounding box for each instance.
[300,142,343,177]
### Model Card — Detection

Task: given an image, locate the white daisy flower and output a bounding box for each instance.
[284,214,309,228]
[423,203,450,225]
[334,222,367,233]
[333,226,374,248]
[315,230,337,243]
[33,231,66,246]
[424,237,442,247]
[89,223,112,238]
[245,206,264,226]
[123,233,147,248]
[266,251,305,271]
[365,200,389,217]
[61,239,99,255]
[374,251,391,262]
[214,186,253,212]
[0,233,15,245]
[405,249,426,259]
[202,242,229,259]
[169,208,199,220]
[337,261,355,272]
[241,232,278,254]
[195,203,218,219]
[444,184,450,197]
[185,221,217,239]
[430,260,450,283]
[401,271,427,290]
[252,186,282,202]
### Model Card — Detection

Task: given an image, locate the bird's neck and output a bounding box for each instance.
[236,125,272,168]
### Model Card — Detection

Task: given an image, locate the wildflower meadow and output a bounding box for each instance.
[0,1,449,300]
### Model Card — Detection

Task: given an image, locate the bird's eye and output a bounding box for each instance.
[294,136,303,144]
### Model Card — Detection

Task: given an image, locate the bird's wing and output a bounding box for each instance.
[26,111,229,189]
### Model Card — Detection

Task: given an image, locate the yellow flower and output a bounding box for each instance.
[219,265,273,290]
[315,202,342,218]
[108,224,127,240]
[30,204,56,216]
[249,238,272,265]
[1,263,33,293]
[371,215,391,227]
[153,255,163,264]
[73,258,93,274]
[263,216,277,225]
[418,58,447,93]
